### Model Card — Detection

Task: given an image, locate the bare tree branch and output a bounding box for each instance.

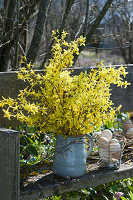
[40,0,75,69]
[14,0,20,70]
[73,0,114,64]
[83,0,90,36]
[59,0,75,31]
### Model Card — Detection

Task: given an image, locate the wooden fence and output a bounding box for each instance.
[0,65,133,200]
[0,128,19,200]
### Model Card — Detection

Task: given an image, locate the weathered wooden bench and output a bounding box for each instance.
[0,64,133,200]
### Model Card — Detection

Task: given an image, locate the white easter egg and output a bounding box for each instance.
[97,136,109,149]
[101,129,112,141]
[110,138,119,143]
[123,119,133,131]
[126,127,133,139]
[110,142,120,153]
[111,151,121,159]
[99,148,110,162]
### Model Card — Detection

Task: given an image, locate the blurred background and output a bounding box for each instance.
[0,0,133,71]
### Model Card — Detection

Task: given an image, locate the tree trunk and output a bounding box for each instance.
[128,45,133,64]
[0,0,17,71]
[26,0,51,64]
[0,47,10,72]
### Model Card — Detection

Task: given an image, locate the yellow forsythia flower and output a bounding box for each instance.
[0,31,130,136]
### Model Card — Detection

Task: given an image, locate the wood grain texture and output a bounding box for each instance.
[20,163,133,200]
[0,65,133,126]
[0,128,20,200]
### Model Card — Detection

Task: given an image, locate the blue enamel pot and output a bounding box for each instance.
[53,134,94,178]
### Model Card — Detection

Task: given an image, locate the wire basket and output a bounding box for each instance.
[97,135,126,169]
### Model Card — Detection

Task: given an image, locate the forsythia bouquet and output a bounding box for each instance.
[0,31,130,136]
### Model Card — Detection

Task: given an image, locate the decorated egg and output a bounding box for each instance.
[126,127,133,139]
[101,129,112,141]
[123,119,133,131]
[99,148,110,162]
[111,151,121,159]
[110,142,120,153]
[110,138,119,143]
[97,136,109,149]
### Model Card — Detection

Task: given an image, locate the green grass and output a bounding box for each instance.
[76,49,125,67]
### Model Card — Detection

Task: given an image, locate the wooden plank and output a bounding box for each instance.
[0,71,27,127]
[0,65,133,126]
[20,162,133,200]
[0,128,20,200]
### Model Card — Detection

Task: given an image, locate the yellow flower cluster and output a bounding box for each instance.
[0,31,130,136]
